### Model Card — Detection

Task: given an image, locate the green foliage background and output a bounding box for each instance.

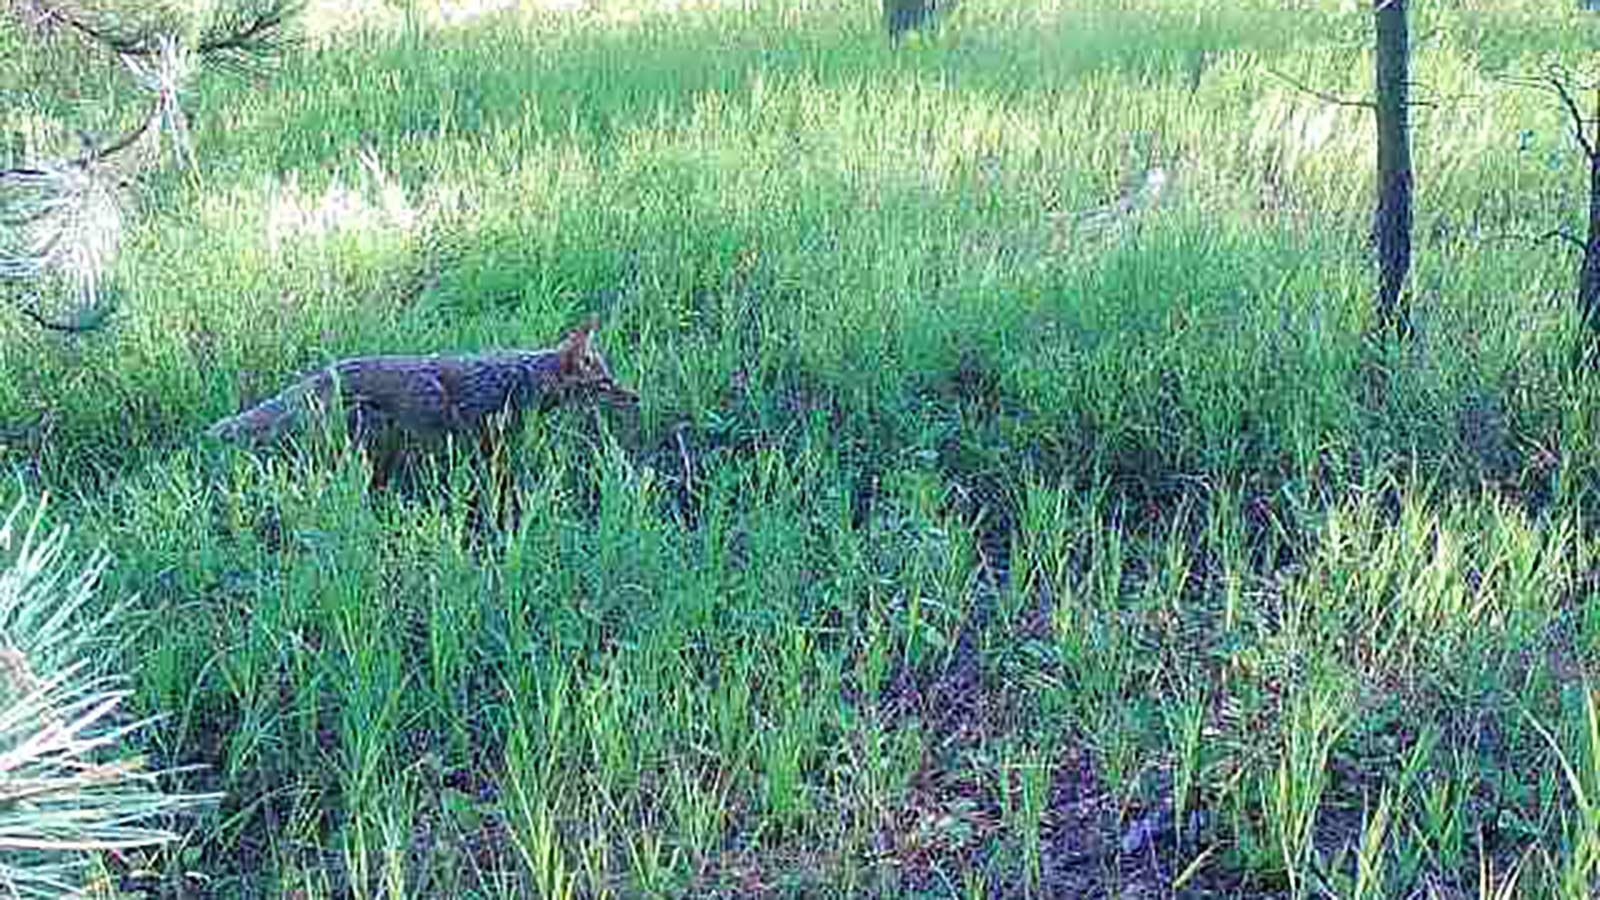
[3,1,1600,896]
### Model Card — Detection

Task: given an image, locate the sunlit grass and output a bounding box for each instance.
[3,0,1599,895]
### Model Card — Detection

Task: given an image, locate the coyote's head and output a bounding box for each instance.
[555,316,639,407]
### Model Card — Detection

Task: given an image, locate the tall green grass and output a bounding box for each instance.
[4,0,1600,895]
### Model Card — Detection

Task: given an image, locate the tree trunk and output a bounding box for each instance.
[1374,0,1412,336]
[884,0,936,43]
[1580,86,1600,362]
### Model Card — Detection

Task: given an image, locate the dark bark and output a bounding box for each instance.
[1581,86,1600,359]
[1374,0,1413,337]
[883,0,943,43]
[1529,69,1600,364]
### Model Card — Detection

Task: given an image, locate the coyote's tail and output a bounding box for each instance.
[208,370,333,445]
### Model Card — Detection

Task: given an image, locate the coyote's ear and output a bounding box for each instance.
[556,316,601,368]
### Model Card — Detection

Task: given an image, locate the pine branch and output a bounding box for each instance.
[7,0,303,74]
[0,158,124,273]
[1503,66,1600,160]
[0,157,124,334]
[2,1,303,332]
[1487,228,1588,253]
[0,495,219,895]
[198,0,304,75]
[1265,67,1374,110]
[5,0,165,56]
[16,299,115,334]
[1550,72,1597,161]
[0,28,203,335]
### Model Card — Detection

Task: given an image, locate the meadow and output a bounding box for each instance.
[3,1,1600,896]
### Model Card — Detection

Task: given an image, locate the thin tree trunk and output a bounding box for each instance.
[1374,0,1412,336]
[884,0,935,43]
[1580,85,1600,359]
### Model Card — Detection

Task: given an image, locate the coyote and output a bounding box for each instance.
[207,317,638,456]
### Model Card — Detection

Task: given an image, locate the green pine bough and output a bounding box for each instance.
[0,495,215,898]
